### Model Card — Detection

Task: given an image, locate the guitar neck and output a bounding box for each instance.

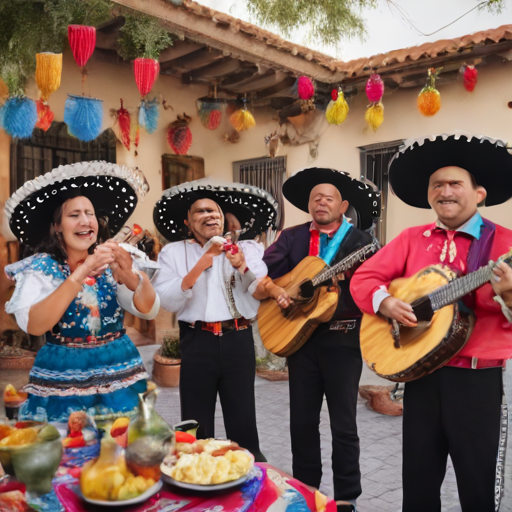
[312,242,378,286]
[429,264,492,311]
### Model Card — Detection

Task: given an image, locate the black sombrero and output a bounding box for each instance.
[282,167,381,231]
[154,178,279,243]
[389,132,512,209]
[4,161,149,247]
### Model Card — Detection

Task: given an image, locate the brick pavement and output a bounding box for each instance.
[139,344,512,512]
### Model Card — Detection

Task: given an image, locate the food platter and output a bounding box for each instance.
[160,472,248,491]
[76,480,162,507]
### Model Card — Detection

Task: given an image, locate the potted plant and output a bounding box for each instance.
[152,333,181,387]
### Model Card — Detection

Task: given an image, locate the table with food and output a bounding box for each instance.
[0,387,337,512]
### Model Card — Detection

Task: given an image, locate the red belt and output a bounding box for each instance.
[192,318,252,336]
[446,356,506,370]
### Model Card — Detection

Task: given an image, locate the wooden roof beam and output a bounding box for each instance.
[160,47,224,75]
[110,0,346,83]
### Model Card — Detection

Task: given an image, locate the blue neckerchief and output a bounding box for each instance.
[319,216,353,265]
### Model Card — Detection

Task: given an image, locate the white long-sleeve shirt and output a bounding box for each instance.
[5,260,160,332]
[153,239,267,323]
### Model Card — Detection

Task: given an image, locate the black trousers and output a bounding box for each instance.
[287,323,363,501]
[178,321,262,458]
[402,366,503,512]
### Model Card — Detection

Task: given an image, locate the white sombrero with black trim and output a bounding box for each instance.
[153,177,279,243]
[5,161,149,247]
[389,131,512,209]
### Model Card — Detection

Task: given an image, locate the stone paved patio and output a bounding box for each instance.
[1,329,510,511]
[137,341,512,512]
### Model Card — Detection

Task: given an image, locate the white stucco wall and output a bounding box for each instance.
[2,50,512,243]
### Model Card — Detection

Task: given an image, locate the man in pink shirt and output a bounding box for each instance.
[350,132,512,512]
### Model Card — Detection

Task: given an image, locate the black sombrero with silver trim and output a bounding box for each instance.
[389,131,512,209]
[153,177,279,243]
[282,167,381,231]
[5,161,149,247]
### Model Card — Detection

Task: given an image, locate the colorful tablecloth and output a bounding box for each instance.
[50,464,336,512]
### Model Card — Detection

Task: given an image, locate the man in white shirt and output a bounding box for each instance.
[153,187,279,462]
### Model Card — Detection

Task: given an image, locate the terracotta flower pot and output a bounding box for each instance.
[152,350,180,388]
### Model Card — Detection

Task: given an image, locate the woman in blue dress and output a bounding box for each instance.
[4,161,160,422]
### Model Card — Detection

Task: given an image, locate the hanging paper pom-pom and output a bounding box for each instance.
[298,76,314,100]
[35,99,54,131]
[138,98,160,134]
[113,99,131,150]
[196,99,223,131]
[167,114,193,155]
[229,103,256,132]
[331,89,338,101]
[418,68,441,117]
[463,65,478,92]
[134,58,160,97]
[35,53,62,102]
[326,90,349,125]
[1,97,37,138]
[64,94,103,142]
[68,25,96,68]
[366,74,384,103]
[365,102,384,132]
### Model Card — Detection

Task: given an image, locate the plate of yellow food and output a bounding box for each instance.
[161,439,254,491]
[77,480,162,507]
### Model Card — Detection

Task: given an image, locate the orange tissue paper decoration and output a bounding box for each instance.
[35,100,54,131]
[417,68,441,117]
[463,65,478,92]
[35,53,62,102]
[167,114,193,155]
[229,102,256,132]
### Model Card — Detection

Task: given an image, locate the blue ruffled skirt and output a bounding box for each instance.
[19,335,148,422]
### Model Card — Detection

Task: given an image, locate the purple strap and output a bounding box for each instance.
[467,217,496,273]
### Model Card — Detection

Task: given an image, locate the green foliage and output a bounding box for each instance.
[245,0,377,49]
[0,0,111,95]
[118,14,173,60]
[161,335,181,359]
[479,0,506,13]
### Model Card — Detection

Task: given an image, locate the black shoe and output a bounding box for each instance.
[336,504,356,512]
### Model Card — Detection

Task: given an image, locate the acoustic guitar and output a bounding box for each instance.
[360,250,512,382]
[257,243,378,357]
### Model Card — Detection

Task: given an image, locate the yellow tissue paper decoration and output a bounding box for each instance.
[326,90,349,125]
[35,53,62,102]
[365,102,384,131]
[229,106,256,132]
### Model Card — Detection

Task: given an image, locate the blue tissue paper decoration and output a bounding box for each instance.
[1,97,37,138]
[138,98,159,134]
[64,94,103,142]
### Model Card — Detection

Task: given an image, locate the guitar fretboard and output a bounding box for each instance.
[312,242,378,286]
[429,265,492,311]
